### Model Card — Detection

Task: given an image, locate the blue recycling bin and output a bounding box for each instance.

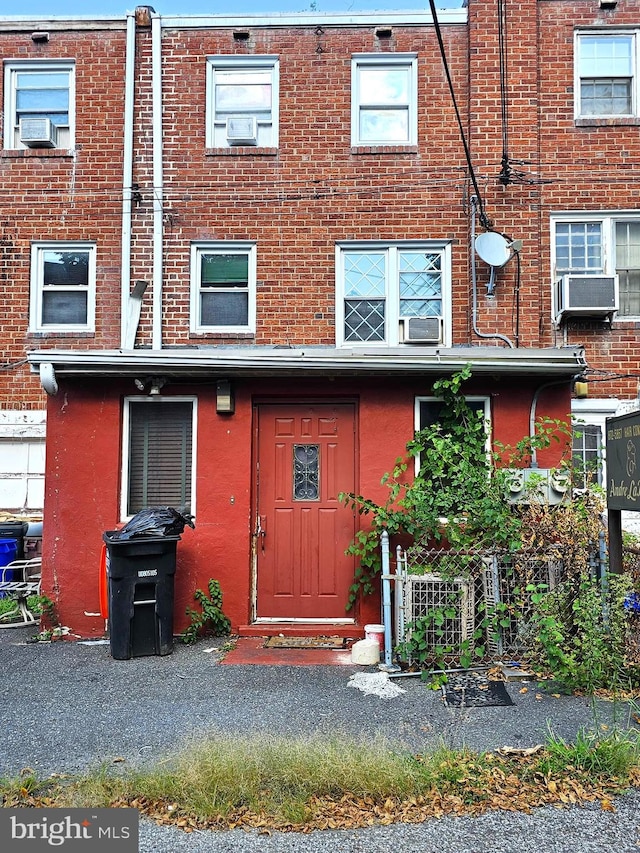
[0,538,18,573]
[0,522,28,559]
[0,538,18,594]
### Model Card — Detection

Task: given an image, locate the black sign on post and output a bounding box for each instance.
[605,410,640,575]
[606,410,640,511]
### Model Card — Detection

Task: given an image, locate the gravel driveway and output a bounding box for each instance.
[1,627,639,851]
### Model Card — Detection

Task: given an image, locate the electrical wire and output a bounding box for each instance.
[427,0,491,229]
[497,0,511,186]
[0,358,28,371]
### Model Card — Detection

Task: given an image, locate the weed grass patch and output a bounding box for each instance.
[2,730,640,832]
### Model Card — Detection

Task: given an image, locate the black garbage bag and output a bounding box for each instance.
[112,507,196,540]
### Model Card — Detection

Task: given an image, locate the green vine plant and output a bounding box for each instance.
[180,578,231,645]
[339,367,639,693]
[339,365,573,611]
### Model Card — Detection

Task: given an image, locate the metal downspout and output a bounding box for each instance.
[120,12,136,349]
[151,12,163,349]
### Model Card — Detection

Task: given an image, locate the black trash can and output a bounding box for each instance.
[0,521,29,560]
[103,530,180,660]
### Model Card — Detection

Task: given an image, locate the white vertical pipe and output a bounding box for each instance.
[120,12,136,349]
[380,529,394,670]
[151,12,163,349]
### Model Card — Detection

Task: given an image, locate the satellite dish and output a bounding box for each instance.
[475,231,512,268]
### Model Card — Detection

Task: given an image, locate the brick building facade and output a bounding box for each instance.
[1,1,631,638]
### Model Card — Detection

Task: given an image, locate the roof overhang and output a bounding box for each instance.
[27,346,587,387]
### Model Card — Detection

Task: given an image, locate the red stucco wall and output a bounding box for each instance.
[41,373,572,639]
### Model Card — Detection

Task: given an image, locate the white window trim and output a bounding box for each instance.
[574,30,638,120]
[205,55,279,149]
[571,398,623,493]
[120,396,198,523]
[551,211,640,320]
[335,241,452,347]
[414,395,492,475]
[29,241,96,333]
[351,53,418,147]
[3,59,75,150]
[190,241,257,334]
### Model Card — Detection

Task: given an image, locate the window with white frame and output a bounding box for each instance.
[571,420,604,490]
[336,242,450,346]
[30,243,95,332]
[206,56,278,148]
[3,61,74,149]
[190,243,256,334]
[351,54,417,146]
[575,31,637,118]
[570,398,620,491]
[552,215,640,316]
[123,398,196,518]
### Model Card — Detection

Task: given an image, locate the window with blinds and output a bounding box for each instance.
[127,401,194,516]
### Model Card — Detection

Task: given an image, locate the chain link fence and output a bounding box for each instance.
[393,542,608,667]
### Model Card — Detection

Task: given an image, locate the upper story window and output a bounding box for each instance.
[351,54,417,146]
[335,242,451,347]
[552,215,640,317]
[206,56,279,148]
[29,243,95,332]
[190,242,257,334]
[3,61,75,150]
[575,32,636,118]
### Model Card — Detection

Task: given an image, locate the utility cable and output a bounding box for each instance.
[427,0,492,229]
[497,0,511,185]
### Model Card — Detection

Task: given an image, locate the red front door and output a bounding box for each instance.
[254,402,357,621]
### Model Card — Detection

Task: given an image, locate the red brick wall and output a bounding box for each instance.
[469,0,640,399]
[0,23,128,408]
[151,22,472,348]
[3,6,634,405]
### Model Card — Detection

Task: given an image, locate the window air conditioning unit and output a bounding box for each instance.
[400,316,443,344]
[226,116,258,145]
[554,274,618,324]
[19,117,57,148]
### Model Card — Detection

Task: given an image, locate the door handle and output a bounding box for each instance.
[257,515,267,552]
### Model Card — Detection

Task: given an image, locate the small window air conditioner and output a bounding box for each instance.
[19,117,57,148]
[554,274,618,324]
[400,316,443,344]
[226,116,258,145]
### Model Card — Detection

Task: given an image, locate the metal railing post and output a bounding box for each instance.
[380,529,400,672]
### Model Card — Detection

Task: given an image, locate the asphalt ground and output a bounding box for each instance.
[1,627,640,851]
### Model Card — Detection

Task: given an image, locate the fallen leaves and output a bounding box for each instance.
[103,753,637,835]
